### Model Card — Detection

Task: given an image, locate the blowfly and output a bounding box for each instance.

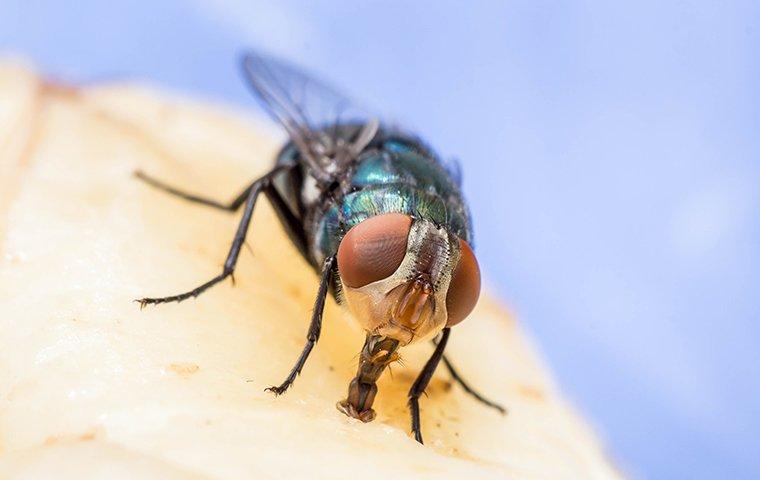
[135,49,505,444]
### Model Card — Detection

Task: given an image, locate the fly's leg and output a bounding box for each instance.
[438,349,507,415]
[263,183,308,257]
[408,327,450,444]
[134,170,257,212]
[135,166,289,307]
[136,167,309,258]
[266,255,336,395]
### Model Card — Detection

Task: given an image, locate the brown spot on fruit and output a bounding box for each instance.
[44,428,99,446]
[518,384,546,401]
[169,363,200,376]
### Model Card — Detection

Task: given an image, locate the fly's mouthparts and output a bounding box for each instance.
[337,380,378,423]
[337,334,400,423]
[393,275,434,330]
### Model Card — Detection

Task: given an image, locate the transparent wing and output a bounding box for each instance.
[240,50,377,179]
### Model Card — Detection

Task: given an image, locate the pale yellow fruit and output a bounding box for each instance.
[0,62,623,479]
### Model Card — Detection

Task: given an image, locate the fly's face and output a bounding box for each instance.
[337,213,481,345]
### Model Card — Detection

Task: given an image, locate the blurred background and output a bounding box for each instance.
[2,1,758,478]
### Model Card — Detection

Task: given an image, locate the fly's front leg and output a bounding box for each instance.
[266,255,336,395]
[134,170,259,212]
[438,349,506,415]
[408,327,450,444]
[135,165,289,307]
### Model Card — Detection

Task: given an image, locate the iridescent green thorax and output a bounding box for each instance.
[275,127,473,266]
[312,134,472,264]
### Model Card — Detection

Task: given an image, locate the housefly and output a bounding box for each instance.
[135,49,505,444]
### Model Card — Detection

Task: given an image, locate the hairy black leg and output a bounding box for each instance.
[135,166,288,307]
[408,327,451,444]
[135,170,258,212]
[266,255,336,395]
[437,348,507,415]
[136,167,309,256]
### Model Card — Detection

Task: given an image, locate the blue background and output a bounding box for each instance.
[2,1,758,478]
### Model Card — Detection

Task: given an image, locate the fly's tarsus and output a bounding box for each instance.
[135,270,234,307]
[264,384,289,396]
[266,255,336,396]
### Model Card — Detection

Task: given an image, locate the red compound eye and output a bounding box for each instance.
[445,239,481,326]
[337,213,412,288]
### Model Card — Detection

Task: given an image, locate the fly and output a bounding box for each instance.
[135,49,505,444]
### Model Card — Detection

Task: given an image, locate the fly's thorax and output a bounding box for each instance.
[298,127,473,268]
[341,218,461,345]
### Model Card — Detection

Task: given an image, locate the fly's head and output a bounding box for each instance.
[337,213,480,345]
